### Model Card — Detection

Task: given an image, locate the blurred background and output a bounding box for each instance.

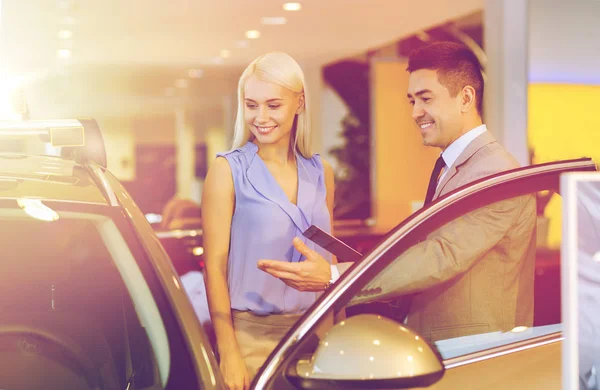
[0,0,599,251]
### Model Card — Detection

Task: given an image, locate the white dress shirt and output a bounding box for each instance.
[437,124,488,187]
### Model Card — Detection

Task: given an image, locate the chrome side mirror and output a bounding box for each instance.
[287,314,445,389]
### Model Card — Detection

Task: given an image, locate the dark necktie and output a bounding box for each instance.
[424,156,445,205]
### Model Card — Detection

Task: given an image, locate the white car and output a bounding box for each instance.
[0,119,223,389]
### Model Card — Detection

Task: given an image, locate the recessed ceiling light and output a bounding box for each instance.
[220,49,231,58]
[235,40,249,48]
[261,16,287,25]
[245,30,261,39]
[212,57,225,65]
[58,30,73,39]
[188,69,204,79]
[56,49,71,58]
[283,2,302,11]
[175,78,189,89]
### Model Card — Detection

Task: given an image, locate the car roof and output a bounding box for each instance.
[0,154,109,205]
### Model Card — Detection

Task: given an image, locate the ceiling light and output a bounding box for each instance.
[261,16,287,25]
[188,69,204,79]
[212,57,224,65]
[283,2,302,11]
[245,30,261,39]
[220,49,231,58]
[56,49,72,59]
[175,78,188,89]
[58,30,73,39]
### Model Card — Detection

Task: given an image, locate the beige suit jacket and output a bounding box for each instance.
[355,131,537,341]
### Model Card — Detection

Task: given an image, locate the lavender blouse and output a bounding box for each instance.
[217,142,332,315]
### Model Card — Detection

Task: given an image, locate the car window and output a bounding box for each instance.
[0,209,167,389]
[250,160,596,390]
[102,169,214,389]
[346,188,562,356]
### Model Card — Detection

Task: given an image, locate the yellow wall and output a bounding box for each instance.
[371,60,439,230]
[528,84,600,248]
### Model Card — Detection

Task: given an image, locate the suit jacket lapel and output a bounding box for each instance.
[434,131,497,199]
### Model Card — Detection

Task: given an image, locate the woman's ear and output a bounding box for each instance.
[296,93,305,114]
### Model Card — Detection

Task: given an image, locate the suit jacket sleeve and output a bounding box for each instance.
[351,194,535,304]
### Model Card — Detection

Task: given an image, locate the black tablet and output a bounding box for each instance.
[302,225,362,262]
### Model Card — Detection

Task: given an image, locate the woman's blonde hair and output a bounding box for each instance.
[231,52,312,158]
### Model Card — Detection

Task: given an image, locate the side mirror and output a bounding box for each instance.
[286,314,445,389]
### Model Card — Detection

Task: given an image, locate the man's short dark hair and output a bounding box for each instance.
[407,41,484,115]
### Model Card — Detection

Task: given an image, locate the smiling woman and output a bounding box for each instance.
[201,52,337,389]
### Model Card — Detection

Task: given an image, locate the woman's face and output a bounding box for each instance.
[244,75,303,148]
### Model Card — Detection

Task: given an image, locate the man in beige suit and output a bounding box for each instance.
[258,42,537,341]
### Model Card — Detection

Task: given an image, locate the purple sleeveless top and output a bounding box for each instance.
[217,142,332,315]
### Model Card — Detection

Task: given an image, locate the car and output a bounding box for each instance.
[0,119,224,389]
[248,156,597,390]
[2,118,596,389]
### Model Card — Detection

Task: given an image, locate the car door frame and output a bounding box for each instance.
[93,166,223,389]
[253,158,597,389]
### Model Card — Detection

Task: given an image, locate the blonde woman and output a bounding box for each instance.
[202,52,336,389]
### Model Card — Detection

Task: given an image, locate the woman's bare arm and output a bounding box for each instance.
[202,157,239,358]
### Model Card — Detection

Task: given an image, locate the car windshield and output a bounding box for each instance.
[0,206,170,389]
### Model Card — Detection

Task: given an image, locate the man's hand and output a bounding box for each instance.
[257,237,331,292]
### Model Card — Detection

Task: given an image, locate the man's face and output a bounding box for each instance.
[407,69,465,150]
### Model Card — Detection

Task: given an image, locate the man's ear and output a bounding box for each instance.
[296,93,305,114]
[460,85,476,113]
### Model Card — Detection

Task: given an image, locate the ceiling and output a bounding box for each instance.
[1,0,483,70]
[0,0,483,118]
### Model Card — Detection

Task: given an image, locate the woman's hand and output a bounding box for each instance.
[219,351,250,390]
[257,237,332,292]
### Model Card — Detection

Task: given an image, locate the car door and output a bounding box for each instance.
[253,158,597,390]
[100,168,223,389]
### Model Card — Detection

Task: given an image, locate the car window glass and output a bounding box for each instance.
[0,210,167,389]
[253,164,599,390]
[102,169,206,390]
[102,170,176,270]
[345,189,562,358]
